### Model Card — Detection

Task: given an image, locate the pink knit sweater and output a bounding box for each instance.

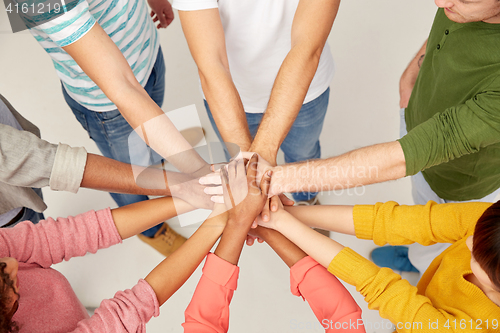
[2,209,159,332]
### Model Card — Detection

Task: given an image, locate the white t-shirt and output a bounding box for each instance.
[173,0,335,113]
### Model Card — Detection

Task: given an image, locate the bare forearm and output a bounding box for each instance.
[250,47,321,163]
[399,40,427,108]
[200,68,253,152]
[275,214,344,268]
[179,9,252,152]
[251,0,340,163]
[284,205,355,235]
[213,220,250,265]
[253,227,307,268]
[402,40,427,84]
[270,141,406,196]
[63,23,206,173]
[145,209,228,305]
[80,153,173,195]
[111,197,195,239]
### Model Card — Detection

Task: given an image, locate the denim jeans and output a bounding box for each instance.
[399,108,500,273]
[62,47,165,237]
[205,87,330,202]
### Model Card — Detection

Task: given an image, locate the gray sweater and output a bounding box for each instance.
[0,94,87,214]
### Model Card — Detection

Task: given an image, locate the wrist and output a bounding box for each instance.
[269,165,284,196]
[249,144,277,166]
[207,207,228,228]
[227,216,253,231]
[272,210,290,232]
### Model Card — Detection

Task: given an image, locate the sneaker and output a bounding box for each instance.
[370,246,419,273]
[137,223,187,257]
[295,197,330,237]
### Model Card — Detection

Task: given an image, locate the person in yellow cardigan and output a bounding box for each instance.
[255,200,500,332]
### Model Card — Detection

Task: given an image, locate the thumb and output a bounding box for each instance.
[260,170,272,197]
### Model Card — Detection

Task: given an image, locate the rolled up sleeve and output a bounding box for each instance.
[49,143,87,193]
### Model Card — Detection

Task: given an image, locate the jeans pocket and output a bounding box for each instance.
[71,109,92,139]
[98,110,135,142]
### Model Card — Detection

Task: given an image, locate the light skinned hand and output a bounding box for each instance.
[254,193,290,231]
[221,154,272,228]
[171,176,215,210]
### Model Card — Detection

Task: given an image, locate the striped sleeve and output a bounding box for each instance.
[31,0,96,47]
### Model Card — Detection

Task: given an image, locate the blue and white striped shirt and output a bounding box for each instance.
[30,0,159,111]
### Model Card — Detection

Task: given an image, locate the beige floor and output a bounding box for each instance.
[0,1,438,332]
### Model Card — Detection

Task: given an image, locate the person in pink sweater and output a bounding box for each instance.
[0,194,230,333]
[182,155,365,332]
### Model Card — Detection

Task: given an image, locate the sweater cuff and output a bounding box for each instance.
[353,205,376,240]
[96,208,123,247]
[328,247,381,287]
[49,143,87,193]
[203,253,239,290]
[134,279,161,319]
[289,256,320,298]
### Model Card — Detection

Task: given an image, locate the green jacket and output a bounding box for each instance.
[399,9,500,201]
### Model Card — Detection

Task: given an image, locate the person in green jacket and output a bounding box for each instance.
[247,0,500,274]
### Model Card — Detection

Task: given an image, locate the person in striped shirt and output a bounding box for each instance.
[20,0,209,255]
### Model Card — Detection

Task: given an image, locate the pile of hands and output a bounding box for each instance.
[207,153,295,245]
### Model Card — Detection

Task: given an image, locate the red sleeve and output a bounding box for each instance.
[182,253,239,333]
[0,208,121,267]
[290,256,365,333]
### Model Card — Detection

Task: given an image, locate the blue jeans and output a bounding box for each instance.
[62,47,165,237]
[205,88,330,202]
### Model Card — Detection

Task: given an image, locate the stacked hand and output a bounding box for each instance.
[220,154,272,227]
[238,152,294,225]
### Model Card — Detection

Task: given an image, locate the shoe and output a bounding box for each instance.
[370,246,419,273]
[137,223,187,257]
[295,197,329,237]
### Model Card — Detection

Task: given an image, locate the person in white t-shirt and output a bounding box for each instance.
[173,0,340,205]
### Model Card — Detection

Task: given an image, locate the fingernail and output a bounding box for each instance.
[272,205,277,210]
[204,187,210,194]
[267,170,272,176]
[264,215,269,221]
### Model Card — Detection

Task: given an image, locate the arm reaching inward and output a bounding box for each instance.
[269,141,406,197]
[250,0,340,164]
[183,155,271,332]
[178,8,252,152]
[257,201,493,332]
[249,227,364,333]
[62,23,208,174]
[72,203,229,332]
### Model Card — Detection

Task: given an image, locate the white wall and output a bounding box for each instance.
[0,1,438,332]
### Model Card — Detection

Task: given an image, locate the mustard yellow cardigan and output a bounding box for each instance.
[328,201,500,332]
